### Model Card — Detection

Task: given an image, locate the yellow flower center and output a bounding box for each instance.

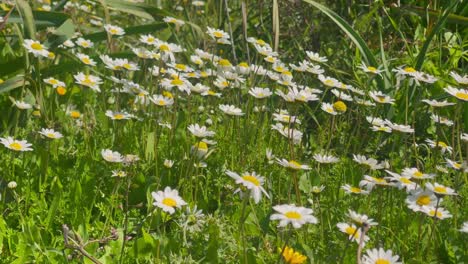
[375,259,390,264]
[171,78,184,86]
[82,77,95,86]
[175,64,187,70]
[159,44,169,52]
[437,141,447,148]
[429,210,442,218]
[81,42,89,47]
[31,42,43,50]
[350,187,362,193]
[9,142,23,151]
[416,195,431,206]
[147,37,155,43]
[196,141,208,150]
[367,66,377,72]
[242,175,260,186]
[345,227,358,238]
[218,59,232,67]
[49,79,58,85]
[324,79,334,86]
[377,96,386,102]
[413,171,423,178]
[333,101,347,112]
[256,39,266,46]
[285,211,301,219]
[46,133,56,138]
[123,63,132,69]
[238,62,249,67]
[213,31,224,38]
[400,178,412,184]
[275,66,284,73]
[158,100,166,106]
[47,52,55,59]
[162,198,177,207]
[208,90,216,96]
[82,57,91,64]
[110,28,118,34]
[404,67,416,73]
[288,160,301,169]
[455,92,468,100]
[434,186,447,193]
[113,114,124,120]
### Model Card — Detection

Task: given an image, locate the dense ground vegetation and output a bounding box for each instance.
[0,0,467,263]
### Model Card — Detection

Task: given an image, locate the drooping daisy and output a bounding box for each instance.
[0,137,33,151]
[219,104,244,116]
[386,121,414,133]
[105,110,133,120]
[336,223,369,244]
[421,99,456,107]
[313,153,339,164]
[249,87,273,99]
[38,128,63,139]
[425,182,457,196]
[13,100,33,110]
[321,103,338,115]
[74,72,103,92]
[341,184,370,195]
[421,206,452,220]
[104,24,125,36]
[425,139,453,154]
[271,123,303,144]
[275,158,311,170]
[23,39,49,57]
[445,158,464,170]
[361,248,402,264]
[430,114,454,126]
[188,124,215,138]
[358,62,383,75]
[347,210,378,227]
[444,86,468,101]
[406,189,438,212]
[270,204,317,228]
[305,51,328,63]
[225,170,270,204]
[149,94,174,107]
[450,71,468,85]
[152,187,187,214]
[163,16,185,26]
[76,53,96,66]
[101,149,124,163]
[369,91,395,104]
[353,154,387,170]
[280,246,307,264]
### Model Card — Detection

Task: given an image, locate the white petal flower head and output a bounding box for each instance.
[369,91,395,104]
[249,87,273,99]
[149,94,174,107]
[219,104,244,116]
[450,71,468,85]
[306,51,328,63]
[406,189,438,212]
[23,39,49,57]
[76,53,96,66]
[225,170,270,204]
[74,72,103,92]
[318,74,338,87]
[425,182,457,196]
[421,206,452,220]
[358,62,383,75]
[275,158,310,170]
[105,110,133,120]
[39,128,63,139]
[13,100,33,110]
[336,222,369,244]
[270,204,317,228]
[152,187,187,214]
[163,159,174,168]
[341,184,370,195]
[321,103,338,115]
[104,24,125,36]
[163,16,185,26]
[460,222,468,233]
[421,99,455,107]
[461,133,468,142]
[347,210,378,227]
[0,137,33,151]
[401,167,434,180]
[101,149,124,163]
[362,248,402,264]
[76,38,94,48]
[313,153,339,164]
[444,86,468,101]
[188,124,215,138]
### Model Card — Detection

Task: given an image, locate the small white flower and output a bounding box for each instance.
[306,51,327,63]
[164,159,174,168]
[101,149,124,163]
[249,87,272,99]
[270,204,317,228]
[39,128,63,139]
[225,170,270,204]
[275,158,310,170]
[104,24,125,36]
[188,124,215,138]
[219,104,244,116]
[0,137,33,151]
[362,248,402,264]
[152,186,187,214]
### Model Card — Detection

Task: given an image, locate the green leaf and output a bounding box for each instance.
[15,0,36,39]
[106,0,174,20]
[0,75,28,94]
[303,0,384,89]
[2,10,69,30]
[82,22,168,42]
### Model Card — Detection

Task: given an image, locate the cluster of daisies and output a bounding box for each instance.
[2,1,467,262]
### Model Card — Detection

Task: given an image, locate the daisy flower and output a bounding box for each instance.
[273,111,301,124]
[392,65,420,77]
[275,158,310,170]
[430,114,453,126]
[101,149,124,163]
[43,77,65,88]
[23,39,49,57]
[225,170,270,204]
[362,248,402,264]
[318,74,338,87]
[271,123,303,144]
[305,51,327,63]
[336,223,369,244]
[152,187,187,214]
[369,91,395,104]
[163,16,185,26]
[421,99,455,107]
[406,189,438,212]
[206,27,230,44]
[13,100,33,110]
[249,87,273,99]
[111,170,127,177]
[76,38,94,48]
[163,159,174,168]
[460,222,468,233]
[270,204,317,228]
[401,167,435,180]
[421,206,452,220]
[104,24,125,36]
[347,210,378,227]
[353,154,387,170]
[358,62,383,75]
[384,170,416,191]
[39,128,63,139]
[74,72,103,92]
[219,104,244,116]
[149,94,174,107]
[425,182,457,196]
[461,133,468,142]
[425,139,452,154]
[105,110,133,120]
[444,86,468,101]
[342,184,370,195]
[321,103,338,115]
[450,71,468,85]
[386,121,414,133]
[0,137,33,151]
[188,124,215,138]
[445,158,464,170]
[313,153,339,164]
[76,53,96,66]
